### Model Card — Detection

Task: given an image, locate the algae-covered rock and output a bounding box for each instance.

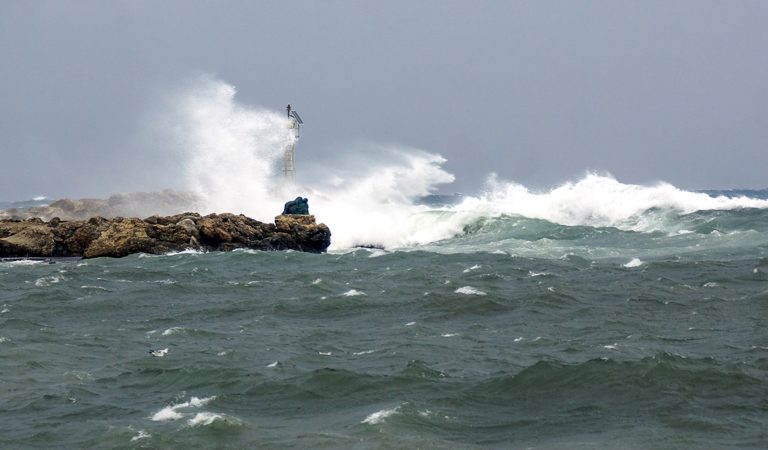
[282,197,309,215]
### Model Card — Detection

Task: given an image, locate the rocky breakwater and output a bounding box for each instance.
[0,212,331,259]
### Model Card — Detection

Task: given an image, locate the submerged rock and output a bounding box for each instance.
[0,212,331,258]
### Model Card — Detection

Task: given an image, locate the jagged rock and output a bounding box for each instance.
[0,225,55,257]
[273,215,332,253]
[0,212,331,258]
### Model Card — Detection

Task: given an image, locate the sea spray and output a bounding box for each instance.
[167,77,458,249]
[170,77,295,219]
[166,78,768,250]
[456,173,768,231]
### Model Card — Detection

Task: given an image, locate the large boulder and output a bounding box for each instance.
[273,215,331,253]
[282,197,309,215]
[0,224,55,257]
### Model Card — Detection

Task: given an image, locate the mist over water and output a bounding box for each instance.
[167,78,768,251]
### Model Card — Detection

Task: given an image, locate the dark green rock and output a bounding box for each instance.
[283,197,309,215]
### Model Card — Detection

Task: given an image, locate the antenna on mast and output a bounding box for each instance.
[283,104,303,182]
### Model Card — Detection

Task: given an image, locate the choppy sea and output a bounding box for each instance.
[2,187,768,449]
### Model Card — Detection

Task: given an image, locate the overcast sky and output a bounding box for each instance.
[2,1,767,200]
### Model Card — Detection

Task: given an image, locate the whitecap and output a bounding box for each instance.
[342,289,366,297]
[151,406,184,422]
[702,282,719,288]
[162,326,184,336]
[267,361,278,367]
[514,337,524,342]
[318,351,332,356]
[362,406,399,424]
[187,411,225,427]
[623,258,643,268]
[528,271,549,277]
[367,249,387,258]
[3,259,45,267]
[130,430,151,442]
[0,337,10,344]
[405,321,416,326]
[80,285,108,291]
[35,275,63,287]
[454,286,487,296]
[151,396,216,422]
[353,350,375,355]
[463,264,481,273]
[441,333,457,337]
[165,249,204,256]
[312,278,322,285]
[603,343,618,350]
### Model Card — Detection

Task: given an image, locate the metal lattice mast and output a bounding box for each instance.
[283,104,303,182]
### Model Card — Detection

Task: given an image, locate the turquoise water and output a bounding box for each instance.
[2,200,768,448]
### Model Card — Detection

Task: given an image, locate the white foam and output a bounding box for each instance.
[2,259,45,267]
[34,275,62,287]
[367,248,388,257]
[342,289,366,297]
[152,406,184,421]
[362,406,399,425]
[151,396,216,422]
[528,271,549,277]
[156,78,768,252]
[187,412,226,427]
[623,258,643,268]
[353,350,375,355]
[165,249,204,256]
[130,430,151,442]
[463,264,481,273]
[0,337,10,344]
[162,326,184,336]
[80,285,108,291]
[454,286,487,296]
[312,278,322,285]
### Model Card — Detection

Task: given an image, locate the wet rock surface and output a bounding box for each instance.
[0,213,331,258]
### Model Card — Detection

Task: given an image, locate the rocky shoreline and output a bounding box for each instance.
[0,212,331,259]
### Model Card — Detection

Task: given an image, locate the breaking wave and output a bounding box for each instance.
[163,78,768,250]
